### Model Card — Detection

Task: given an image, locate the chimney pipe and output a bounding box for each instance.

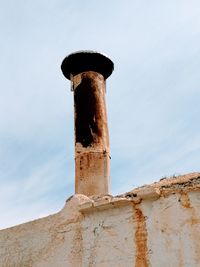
[61,51,114,196]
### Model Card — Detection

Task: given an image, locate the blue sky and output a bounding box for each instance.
[0,0,200,229]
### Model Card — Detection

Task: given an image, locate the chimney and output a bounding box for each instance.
[61,51,114,196]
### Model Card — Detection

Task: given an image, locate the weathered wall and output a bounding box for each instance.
[0,172,200,267]
[0,195,87,267]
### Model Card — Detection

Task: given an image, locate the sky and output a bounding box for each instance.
[0,0,200,229]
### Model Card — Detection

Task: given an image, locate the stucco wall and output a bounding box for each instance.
[0,172,200,267]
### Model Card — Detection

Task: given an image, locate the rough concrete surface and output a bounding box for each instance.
[0,172,200,266]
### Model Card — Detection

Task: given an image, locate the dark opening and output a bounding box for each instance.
[74,76,102,147]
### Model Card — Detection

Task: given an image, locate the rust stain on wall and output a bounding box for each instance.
[133,204,149,267]
[179,191,191,208]
[75,152,109,196]
[179,192,200,225]
[179,191,200,265]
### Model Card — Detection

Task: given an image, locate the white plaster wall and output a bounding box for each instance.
[0,195,87,267]
[144,191,200,267]
[81,205,135,267]
[0,173,200,267]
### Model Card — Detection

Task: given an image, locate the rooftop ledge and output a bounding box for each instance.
[1,172,200,230]
[78,172,200,213]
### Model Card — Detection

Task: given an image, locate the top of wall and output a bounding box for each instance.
[0,172,200,266]
[79,172,200,213]
[1,172,200,230]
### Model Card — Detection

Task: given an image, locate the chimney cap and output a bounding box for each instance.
[61,50,114,80]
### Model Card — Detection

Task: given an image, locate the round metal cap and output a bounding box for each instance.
[61,50,114,80]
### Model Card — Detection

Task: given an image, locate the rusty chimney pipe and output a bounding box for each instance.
[61,50,114,196]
